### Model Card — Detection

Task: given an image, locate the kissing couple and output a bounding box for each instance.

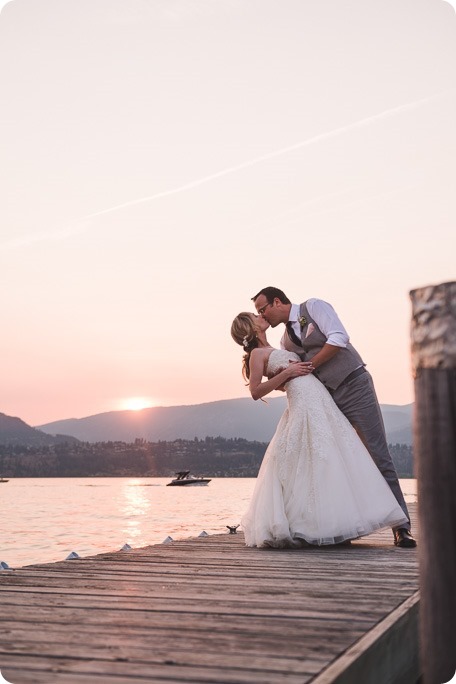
[231,286,416,549]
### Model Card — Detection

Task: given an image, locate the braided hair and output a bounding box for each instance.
[230,312,259,380]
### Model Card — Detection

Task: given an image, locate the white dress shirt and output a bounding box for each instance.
[281,299,350,349]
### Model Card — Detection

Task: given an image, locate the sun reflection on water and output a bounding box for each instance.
[3,478,416,568]
[120,479,152,545]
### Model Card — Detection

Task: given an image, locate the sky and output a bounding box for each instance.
[1,0,455,426]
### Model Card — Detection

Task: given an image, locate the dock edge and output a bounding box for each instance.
[312,590,420,684]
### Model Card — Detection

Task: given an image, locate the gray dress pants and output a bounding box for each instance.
[330,370,411,531]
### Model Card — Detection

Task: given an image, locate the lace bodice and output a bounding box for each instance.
[265,348,352,483]
[266,349,344,419]
[267,349,315,405]
[266,349,301,377]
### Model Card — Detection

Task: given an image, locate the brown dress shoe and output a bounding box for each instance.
[394,528,417,548]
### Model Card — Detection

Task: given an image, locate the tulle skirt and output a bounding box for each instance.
[242,372,408,548]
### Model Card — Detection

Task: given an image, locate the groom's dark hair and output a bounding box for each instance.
[252,287,291,305]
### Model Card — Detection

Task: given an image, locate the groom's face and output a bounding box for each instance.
[254,295,284,328]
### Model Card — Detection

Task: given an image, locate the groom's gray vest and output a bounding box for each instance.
[285,301,365,391]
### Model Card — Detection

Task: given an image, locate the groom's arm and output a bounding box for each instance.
[309,343,342,369]
[306,299,348,369]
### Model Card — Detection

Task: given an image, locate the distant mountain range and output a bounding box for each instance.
[23,398,415,446]
[0,413,79,447]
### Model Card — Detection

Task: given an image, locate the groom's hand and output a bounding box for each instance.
[287,360,314,376]
[275,361,313,391]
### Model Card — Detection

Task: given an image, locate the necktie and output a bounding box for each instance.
[286,321,302,347]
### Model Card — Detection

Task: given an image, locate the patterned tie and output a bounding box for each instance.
[286,321,302,347]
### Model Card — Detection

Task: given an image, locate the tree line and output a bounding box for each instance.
[0,437,414,478]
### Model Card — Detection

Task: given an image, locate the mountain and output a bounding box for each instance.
[37,398,287,443]
[36,398,414,445]
[0,413,79,447]
[380,404,413,445]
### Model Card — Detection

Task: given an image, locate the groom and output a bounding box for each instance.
[252,286,416,548]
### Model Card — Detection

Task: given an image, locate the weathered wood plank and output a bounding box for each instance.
[0,503,419,684]
[0,637,327,676]
[0,591,412,620]
[0,652,316,684]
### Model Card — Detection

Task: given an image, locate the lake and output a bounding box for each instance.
[0,477,417,568]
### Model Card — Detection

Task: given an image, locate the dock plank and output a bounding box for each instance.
[0,503,419,683]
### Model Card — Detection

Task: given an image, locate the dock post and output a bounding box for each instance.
[410,280,456,684]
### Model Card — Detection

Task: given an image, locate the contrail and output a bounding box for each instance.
[1,90,448,250]
[80,91,446,221]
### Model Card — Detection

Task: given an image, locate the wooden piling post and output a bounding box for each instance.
[410,281,456,684]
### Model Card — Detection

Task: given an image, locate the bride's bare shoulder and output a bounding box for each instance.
[250,347,268,364]
[251,347,270,357]
[251,347,275,366]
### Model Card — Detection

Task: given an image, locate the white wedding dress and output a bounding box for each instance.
[242,350,408,547]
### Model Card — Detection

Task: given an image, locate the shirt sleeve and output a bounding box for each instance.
[306,298,349,348]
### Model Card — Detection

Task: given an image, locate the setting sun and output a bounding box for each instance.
[120,397,156,412]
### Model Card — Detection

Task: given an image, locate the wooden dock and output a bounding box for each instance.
[0,503,419,684]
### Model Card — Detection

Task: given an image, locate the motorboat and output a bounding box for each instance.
[0,477,9,483]
[166,471,211,486]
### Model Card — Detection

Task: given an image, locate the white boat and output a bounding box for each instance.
[0,477,9,483]
[166,471,211,486]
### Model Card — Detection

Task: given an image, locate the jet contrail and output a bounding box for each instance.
[1,90,448,250]
[81,91,446,221]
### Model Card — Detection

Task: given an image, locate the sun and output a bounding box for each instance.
[121,397,156,412]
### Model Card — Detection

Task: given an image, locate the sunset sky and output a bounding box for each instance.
[1,0,455,426]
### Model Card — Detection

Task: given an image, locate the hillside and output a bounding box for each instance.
[0,413,78,447]
[36,398,413,445]
[0,437,414,479]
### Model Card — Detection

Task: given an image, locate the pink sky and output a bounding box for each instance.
[1,0,455,426]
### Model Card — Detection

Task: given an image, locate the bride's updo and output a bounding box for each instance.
[231,312,259,380]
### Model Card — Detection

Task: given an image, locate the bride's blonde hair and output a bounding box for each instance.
[231,312,259,380]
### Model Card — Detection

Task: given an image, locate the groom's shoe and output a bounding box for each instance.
[394,528,417,548]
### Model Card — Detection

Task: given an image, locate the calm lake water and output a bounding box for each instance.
[0,477,417,569]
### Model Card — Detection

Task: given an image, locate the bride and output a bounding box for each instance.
[231,312,408,548]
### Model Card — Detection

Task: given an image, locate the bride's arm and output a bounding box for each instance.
[249,350,309,401]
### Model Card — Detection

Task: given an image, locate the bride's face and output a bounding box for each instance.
[250,313,270,333]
